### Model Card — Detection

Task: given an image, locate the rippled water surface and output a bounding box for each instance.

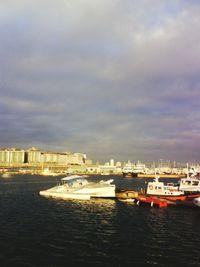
[0,175,200,267]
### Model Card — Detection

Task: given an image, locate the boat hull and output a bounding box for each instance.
[116,190,138,200]
[193,197,200,207]
[39,190,91,200]
[135,195,169,208]
[122,172,138,178]
[39,184,116,200]
[145,193,200,202]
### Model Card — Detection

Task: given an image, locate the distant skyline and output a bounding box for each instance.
[1,0,200,162]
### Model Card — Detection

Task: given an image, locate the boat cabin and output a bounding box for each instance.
[61,176,89,188]
[179,177,200,192]
[146,177,183,196]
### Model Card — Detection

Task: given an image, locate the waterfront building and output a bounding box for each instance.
[116,162,122,167]
[73,153,86,165]
[26,147,42,163]
[86,166,100,174]
[41,151,60,163]
[40,151,86,165]
[57,153,69,164]
[110,159,114,166]
[0,148,25,165]
[0,147,87,168]
[65,153,86,165]
[85,159,93,165]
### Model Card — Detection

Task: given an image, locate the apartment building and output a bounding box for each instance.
[0,148,25,165]
[0,147,86,166]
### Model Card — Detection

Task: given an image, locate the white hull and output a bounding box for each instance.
[193,197,200,207]
[39,187,116,200]
[1,173,12,178]
[39,190,91,200]
[39,175,116,201]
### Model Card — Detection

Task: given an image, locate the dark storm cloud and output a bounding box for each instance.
[1,0,200,162]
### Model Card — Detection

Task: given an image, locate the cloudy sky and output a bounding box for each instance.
[1,0,200,163]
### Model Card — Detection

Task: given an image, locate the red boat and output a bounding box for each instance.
[145,175,200,203]
[135,195,169,208]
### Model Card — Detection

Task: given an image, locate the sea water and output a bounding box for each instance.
[0,175,199,267]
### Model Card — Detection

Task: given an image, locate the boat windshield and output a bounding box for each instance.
[61,178,88,187]
[166,182,178,187]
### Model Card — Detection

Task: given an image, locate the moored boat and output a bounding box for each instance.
[134,195,169,208]
[146,175,183,198]
[1,172,12,178]
[145,175,200,202]
[39,175,116,200]
[132,161,147,176]
[193,197,200,207]
[178,175,200,193]
[115,190,138,202]
[122,163,136,177]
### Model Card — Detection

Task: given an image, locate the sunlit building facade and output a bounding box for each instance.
[26,147,42,163]
[25,148,86,165]
[0,148,25,165]
[0,147,87,166]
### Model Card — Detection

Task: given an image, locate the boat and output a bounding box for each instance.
[1,172,12,178]
[122,161,147,178]
[122,163,136,177]
[132,161,147,176]
[115,189,139,202]
[39,175,116,200]
[178,173,200,193]
[134,195,169,208]
[146,175,184,198]
[145,174,200,202]
[115,188,170,207]
[193,197,200,207]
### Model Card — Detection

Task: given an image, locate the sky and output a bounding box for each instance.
[1,0,200,163]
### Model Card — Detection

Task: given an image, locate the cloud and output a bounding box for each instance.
[1,0,200,162]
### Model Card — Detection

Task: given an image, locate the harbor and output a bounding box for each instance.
[0,147,195,178]
[37,172,200,208]
[0,173,200,267]
[1,1,200,266]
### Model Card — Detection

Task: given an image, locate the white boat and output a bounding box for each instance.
[122,161,147,178]
[145,173,200,203]
[132,161,147,176]
[193,197,200,207]
[178,173,200,193]
[39,175,116,200]
[122,163,135,177]
[1,172,12,178]
[146,175,184,197]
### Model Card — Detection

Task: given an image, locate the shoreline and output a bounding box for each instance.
[0,171,186,179]
[137,174,185,178]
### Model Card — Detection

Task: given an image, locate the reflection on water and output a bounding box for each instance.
[0,175,200,266]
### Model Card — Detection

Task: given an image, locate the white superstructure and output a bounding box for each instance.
[146,176,183,196]
[178,176,200,193]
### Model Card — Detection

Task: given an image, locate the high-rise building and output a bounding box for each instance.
[110,159,115,166]
[26,147,41,163]
[0,147,87,166]
[0,148,25,165]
